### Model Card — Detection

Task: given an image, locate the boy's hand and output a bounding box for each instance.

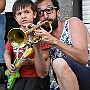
[7,64,16,75]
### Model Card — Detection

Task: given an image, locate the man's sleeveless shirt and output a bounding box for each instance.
[50,20,90,67]
[50,19,73,60]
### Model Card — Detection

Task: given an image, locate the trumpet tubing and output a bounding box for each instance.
[25,20,52,34]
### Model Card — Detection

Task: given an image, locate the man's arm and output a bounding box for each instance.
[35,17,88,65]
[33,43,50,78]
[0,0,6,13]
[53,17,88,65]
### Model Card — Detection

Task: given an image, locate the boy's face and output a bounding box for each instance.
[14,6,36,28]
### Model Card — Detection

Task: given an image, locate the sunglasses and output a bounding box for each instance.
[37,6,57,17]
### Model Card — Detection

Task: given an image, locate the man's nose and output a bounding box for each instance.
[43,11,49,19]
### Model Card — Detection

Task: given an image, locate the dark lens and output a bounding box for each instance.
[38,11,44,17]
[46,7,53,14]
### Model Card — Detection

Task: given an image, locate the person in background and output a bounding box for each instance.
[0,0,6,87]
[4,0,50,90]
[35,0,90,90]
[0,0,6,63]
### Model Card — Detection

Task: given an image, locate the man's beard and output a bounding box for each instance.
[51,17,58,31]
[41,17,58,32]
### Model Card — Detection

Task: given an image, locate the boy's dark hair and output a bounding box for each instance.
[35,0,60,11]
[12,0,37,16]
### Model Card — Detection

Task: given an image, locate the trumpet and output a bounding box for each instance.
[7,20,52,48]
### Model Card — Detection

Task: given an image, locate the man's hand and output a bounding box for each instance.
[20,57,34,65]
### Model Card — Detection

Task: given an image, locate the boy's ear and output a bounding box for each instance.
[34,11,37,18]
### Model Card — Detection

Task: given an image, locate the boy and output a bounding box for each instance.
[4,0,50,90]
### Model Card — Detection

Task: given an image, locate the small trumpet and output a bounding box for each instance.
[7,20,52,48]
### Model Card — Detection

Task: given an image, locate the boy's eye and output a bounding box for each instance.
[16,12,21,16]
[25,11,30,13]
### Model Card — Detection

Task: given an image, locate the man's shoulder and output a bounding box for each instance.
[69,17,81,23]
[69,17,83,28]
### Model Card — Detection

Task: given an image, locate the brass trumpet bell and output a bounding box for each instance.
[8,28,27,48]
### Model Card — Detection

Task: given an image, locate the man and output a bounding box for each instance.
[35,0,90,90]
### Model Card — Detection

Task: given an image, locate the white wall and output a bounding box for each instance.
[82,0,90,34]
[5,0,16,12]
[5,0,36,12]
